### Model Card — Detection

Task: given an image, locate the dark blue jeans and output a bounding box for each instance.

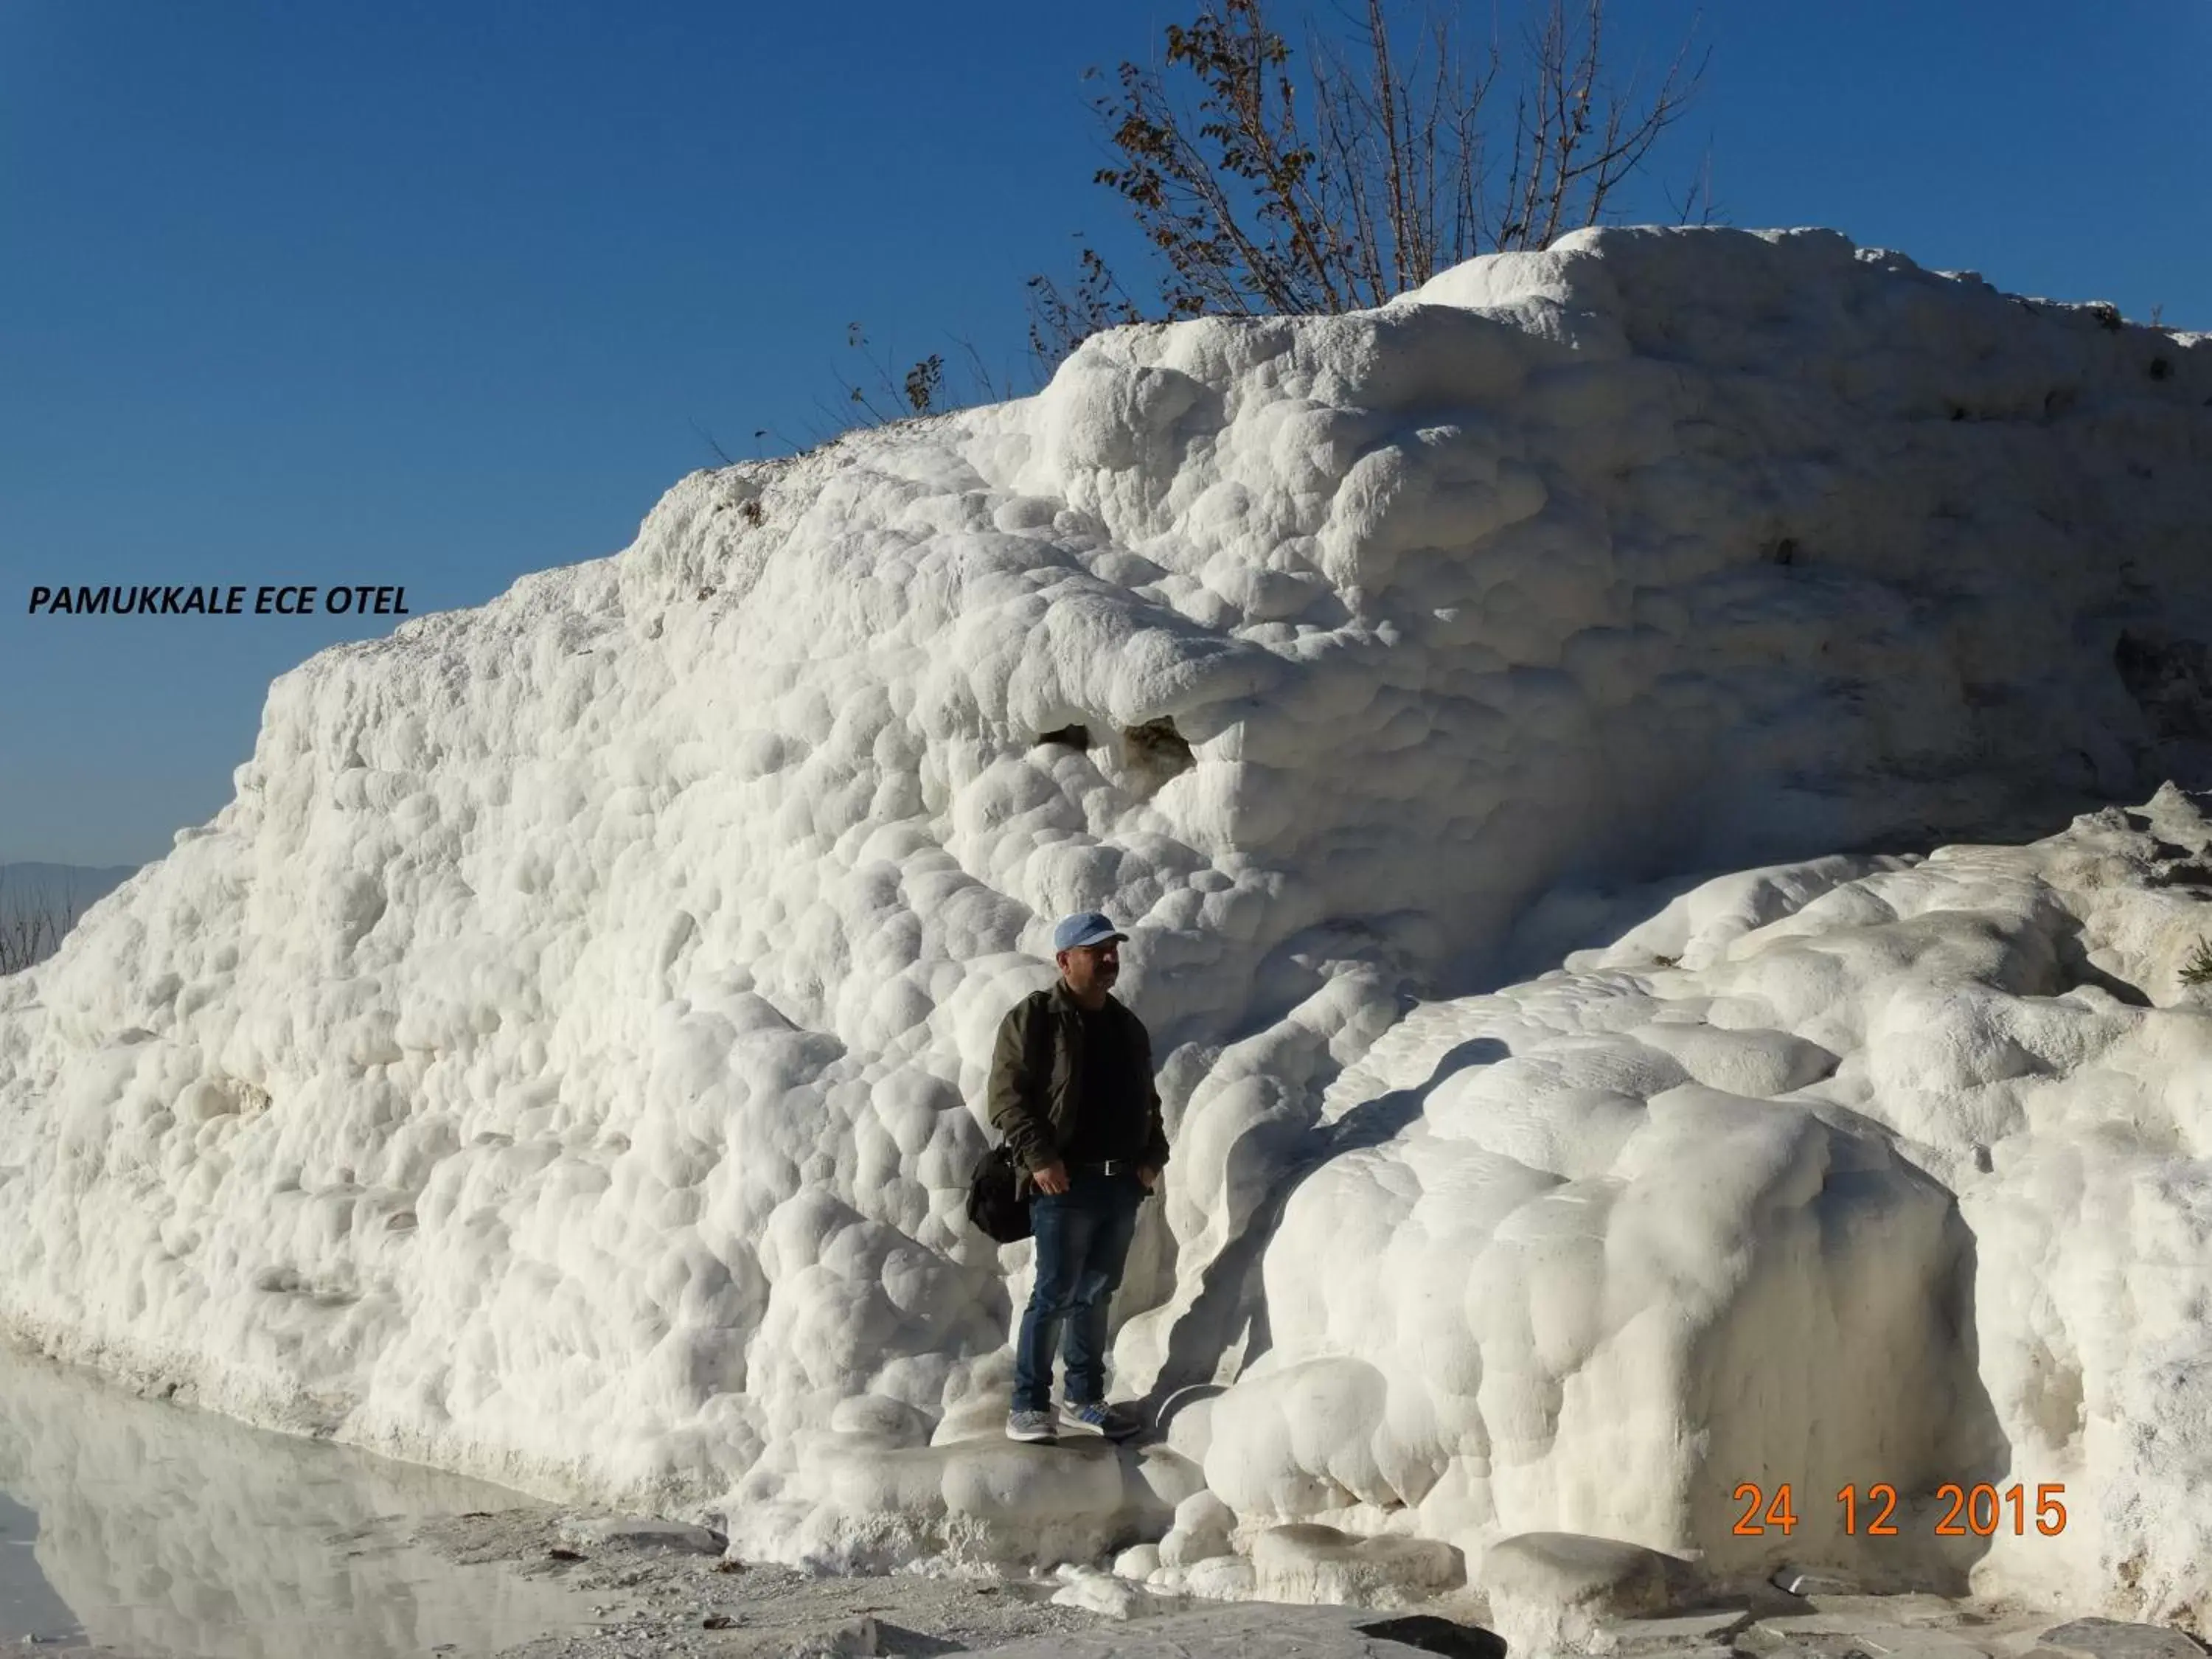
[1012,1170,1144,1413]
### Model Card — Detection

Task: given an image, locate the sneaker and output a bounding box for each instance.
[1061,1399,1143,1441]
[1005,1407,1058,1444]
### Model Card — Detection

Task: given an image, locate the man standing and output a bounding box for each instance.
[989,911,1169,1444]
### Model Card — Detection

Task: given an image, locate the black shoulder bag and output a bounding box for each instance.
[965,1142,1032,1245]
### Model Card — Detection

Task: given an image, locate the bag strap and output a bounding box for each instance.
[997,989,1056,1153]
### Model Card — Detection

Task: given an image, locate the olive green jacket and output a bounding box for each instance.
[987,981,1170,1197]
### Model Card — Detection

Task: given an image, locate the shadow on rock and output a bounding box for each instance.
[1353,1613,1509,1659]
[1141,1037,1509,1416]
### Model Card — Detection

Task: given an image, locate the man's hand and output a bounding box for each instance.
[1032,1160,1071,1196]
[1137,1165,1159,1192]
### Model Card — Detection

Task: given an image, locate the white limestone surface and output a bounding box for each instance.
[1193,787,2212,1631]
[0,227,2208,1617]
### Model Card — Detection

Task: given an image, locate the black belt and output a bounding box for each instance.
[1069,1159,1138,1175]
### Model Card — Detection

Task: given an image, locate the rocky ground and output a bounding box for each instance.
[390,1507,2211,1659]
[411,1506,1108,1658]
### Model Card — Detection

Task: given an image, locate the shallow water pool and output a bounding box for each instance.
[0,1340,596,1658]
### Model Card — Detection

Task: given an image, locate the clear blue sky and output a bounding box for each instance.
[3,0,2205,866]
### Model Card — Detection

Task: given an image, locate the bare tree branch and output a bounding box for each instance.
[801,0,1711,447]
[1027,243,1146,368]
[0,871,89,977]
[1076,0,1706,328]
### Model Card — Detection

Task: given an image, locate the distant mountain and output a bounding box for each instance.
[0,862,140,973]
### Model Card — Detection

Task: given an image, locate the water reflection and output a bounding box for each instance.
[0,1488,88,1647]
[0,1341,594,1658]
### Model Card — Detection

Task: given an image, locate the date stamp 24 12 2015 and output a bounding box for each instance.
[1731,1481,2068,1538]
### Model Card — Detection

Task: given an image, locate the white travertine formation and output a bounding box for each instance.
[1201,786,2212,1624]
[1,228,2209,1624]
